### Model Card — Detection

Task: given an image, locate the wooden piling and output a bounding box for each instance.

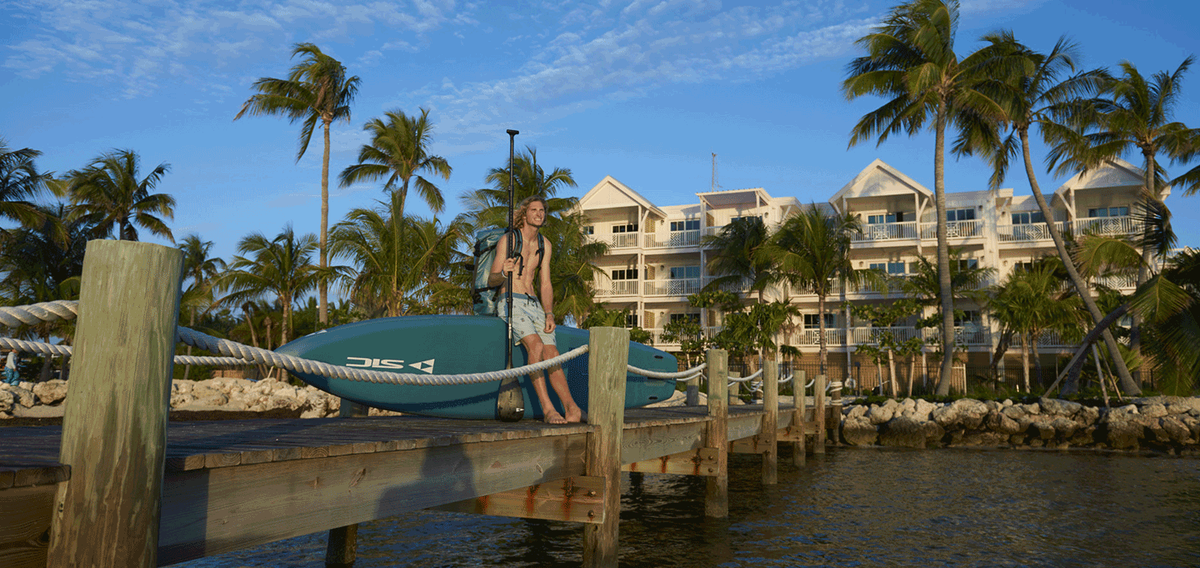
[792,370,806,467]
[47,240,183,568]
[582,327,628,568]
[705,348,728,518]
[728,372,740,405]
[326,400,369,567]
[814,374,826,454]
[761,359,778,485]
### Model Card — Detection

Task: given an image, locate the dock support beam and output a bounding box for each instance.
[761,358,778,485]
[47,240,183,568]
[705,348,728,518]
[582,327,628,568]
[326,400,369,567]
[814,374,826,454]
[792,370,806,467]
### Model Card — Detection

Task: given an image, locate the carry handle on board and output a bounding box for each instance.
[496,128,525,422]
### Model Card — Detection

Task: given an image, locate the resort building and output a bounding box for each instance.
[577,159,1161,386]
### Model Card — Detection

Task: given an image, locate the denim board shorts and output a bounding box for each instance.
[498,293,556,347]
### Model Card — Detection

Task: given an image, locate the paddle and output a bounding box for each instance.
[496,128,525,422]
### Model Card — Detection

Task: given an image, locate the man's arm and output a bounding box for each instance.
[487,235,511,288]
[539,240,555,331]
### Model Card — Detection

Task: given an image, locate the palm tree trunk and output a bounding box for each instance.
[1130,149,1157,383]
[908,356,916,397]
[817,293,828,377]
[934,109,957,396]
[318,120,331,327]
[1021,332,1030,393]
[887,347,898,398]
[1031,335,1043,388]
[1018,130,1139,394]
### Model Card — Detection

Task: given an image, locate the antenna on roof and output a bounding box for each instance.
[711,152,720,191]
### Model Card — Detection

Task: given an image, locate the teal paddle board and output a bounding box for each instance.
[276,315,678,419]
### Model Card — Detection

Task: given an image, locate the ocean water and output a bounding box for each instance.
[177,448,1200,567]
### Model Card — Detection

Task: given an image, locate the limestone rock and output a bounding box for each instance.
[1141,403,1168,419]
[878,416,928,449]
[9,386,35,408]
[1161,416,1192,444]
[867,400,898,425]
[841,416,877,446]
[1050,417,1078,439]
[1027,418,1056,440]
[845,405,868,420]
[0,388,13,413]
[1104,414,1142,449]
[33,380,68,405]
[1039,398,1082,417]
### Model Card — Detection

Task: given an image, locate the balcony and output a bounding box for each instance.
[1093,274,1136,290]
[702,275,753,294]
[594,280,638,297]
[997,222,1060,242]
[850,326,923,344]
[797,328,847,346]
[606,233,640,249]
[1072,215,1139,236]
[852,221,918,243]
[644,278,701,297]
[645,230,701,249]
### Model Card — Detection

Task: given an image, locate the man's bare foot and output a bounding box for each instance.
[543,410,567,424]
[565,407,585,423]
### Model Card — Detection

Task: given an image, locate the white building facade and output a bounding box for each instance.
[578,159,1158,382]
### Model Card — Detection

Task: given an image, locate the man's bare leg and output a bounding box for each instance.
[541,344,584,422]
[521,335,566,424]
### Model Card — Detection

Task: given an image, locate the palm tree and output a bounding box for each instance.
[330,190,468,318]
[0,139,55,231]
[178,234,226,381]
[235,43,361,326]
[1047,56,1199,381]
[219,225,322,345]
[758,204,875,378]
[65,149,175,241]
[703,216,775,304]
[964,33,1140,395]
[339,108,451,226]
[988,261,1079,392]
[843,0,1008,395]
[902,250,995,385]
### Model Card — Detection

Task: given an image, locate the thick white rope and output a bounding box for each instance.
[727,368,763,385]
[627,362,706,379]
[0,301,591,386]
[0,337,256,366]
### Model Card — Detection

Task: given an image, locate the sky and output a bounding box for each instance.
[3,0,1199,267]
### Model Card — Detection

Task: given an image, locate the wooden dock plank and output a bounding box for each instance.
[0,484,58,568]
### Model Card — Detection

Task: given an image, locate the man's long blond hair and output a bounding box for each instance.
[514,196,546,230]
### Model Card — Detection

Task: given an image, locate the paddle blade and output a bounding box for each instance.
[496,375,525,422]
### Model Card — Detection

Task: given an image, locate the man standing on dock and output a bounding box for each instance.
[489,196,584,424]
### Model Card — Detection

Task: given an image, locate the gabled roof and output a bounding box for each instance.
[830,159,933,204]
[696,186,772,208]
[1054,157,1170,198]
[578,175,667,218]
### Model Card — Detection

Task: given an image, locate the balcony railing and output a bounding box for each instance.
[594,280,638,297]
[702,275,753,293]
[1072,216,1139,236]
[797,328,847,346]
[645,278,701,297]
[607,233,639,249]
[852,221,918,242]
[850,326,923,344]
[645,230,701,249]
[1093,274,1136,289]
[920,219,982,239]
[997,222,1061,242]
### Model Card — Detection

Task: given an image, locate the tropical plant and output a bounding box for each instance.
[178,234,226,381]
[235,42,361,326]
[962,33,1140,394]
[1047,56,1199,381]
[850,298,923,396]
[579,305,652,345]
[988,260,1080,392]
[65,149,175,242]
[843,0,1008,395]
[660,314,707,370]
[901,250,995,385]
[702,216,775,304]
[218,225,323,345]
[759,203,880,377]
[338,108,451,247]
[0,139,55,231]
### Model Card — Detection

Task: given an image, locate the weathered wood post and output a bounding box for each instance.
[728,371,740,405]
[47,240,183,568]
[814,373,826,454]
[829,373,844,447]
[583,326,628,568]
[762,358,778,484]
[705,348,728,517]
[792,370,806,467]
[326,399,369,567]
[686,376,699,406]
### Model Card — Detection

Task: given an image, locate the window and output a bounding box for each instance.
[611,268,639,280]
[1013,261,1035,273]
[1011,211,1046,225]
[669,266,700,280]
[670,219,700,231]
[1088,206,1130,218]
[804,313,836,328]
[611,223,639,233]
[867,212,907,224]
[869,262,906,274]
[954,310,982,326]
[669,313,700,324]
[947,208,976,221]
[626,313,639,328]
[583,225,594,235]
[954,258,978,271]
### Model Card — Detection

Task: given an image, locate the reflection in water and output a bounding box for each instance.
[177,449,1200,567]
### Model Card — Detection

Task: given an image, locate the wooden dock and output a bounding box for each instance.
[0,241,836,568]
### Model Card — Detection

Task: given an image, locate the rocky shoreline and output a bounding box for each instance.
[840,396,1200,454]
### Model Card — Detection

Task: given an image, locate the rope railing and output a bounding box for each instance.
[727,368,763,386]
[0,301,591,387]
[627,362,706,380]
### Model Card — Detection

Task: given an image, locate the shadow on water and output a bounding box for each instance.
[175,448,1200,568]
